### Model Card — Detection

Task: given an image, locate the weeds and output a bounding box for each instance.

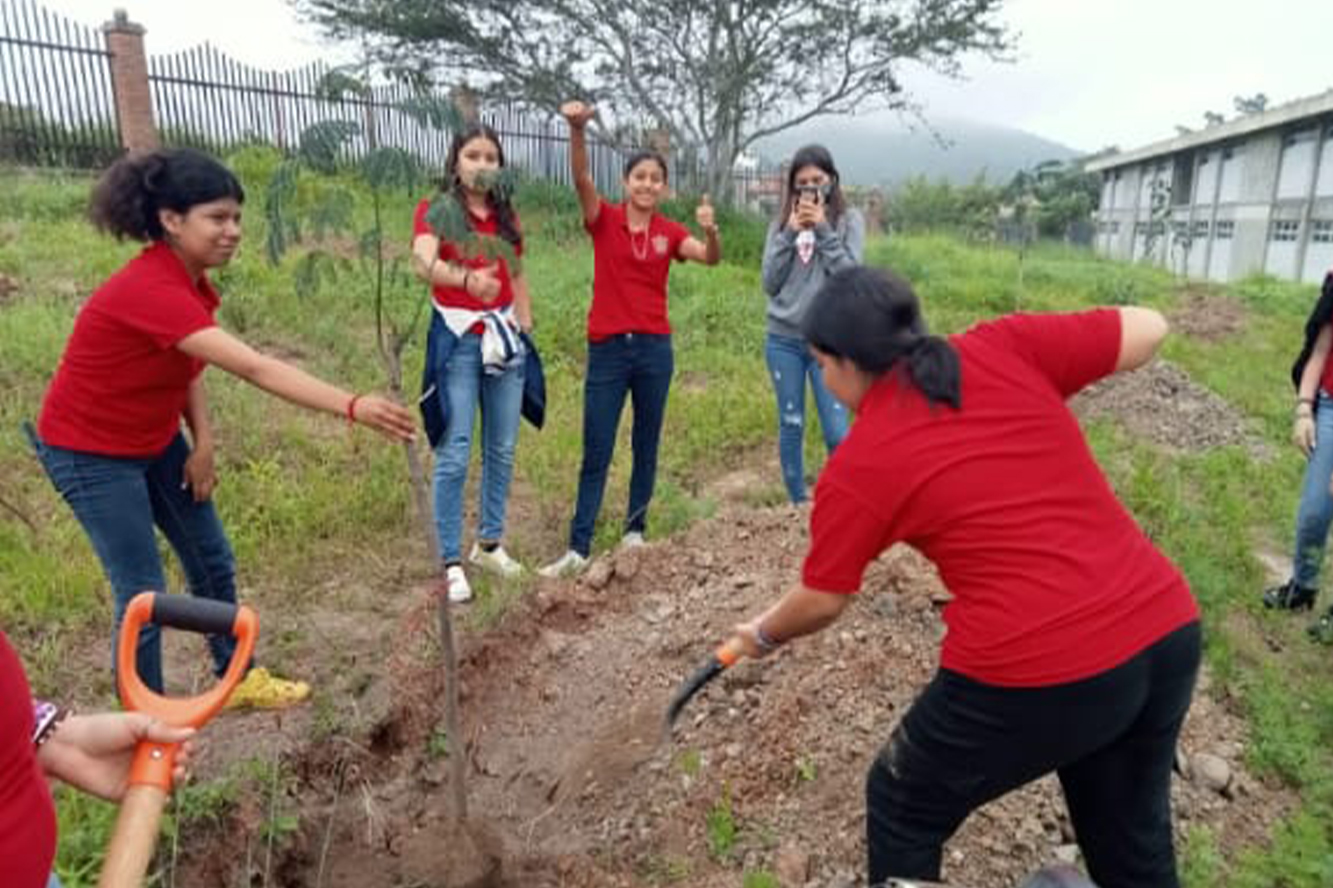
[706,784,738,861]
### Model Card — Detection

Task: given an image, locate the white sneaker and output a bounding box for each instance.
[469,543,524,579]
[621,531,646,548]
[444,565,473,603]
[538,550,589,578]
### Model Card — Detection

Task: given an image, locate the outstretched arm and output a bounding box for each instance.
[560,101,601,227]
[176,327,416,441]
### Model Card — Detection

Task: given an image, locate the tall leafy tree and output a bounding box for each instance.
[294,0,1014,197]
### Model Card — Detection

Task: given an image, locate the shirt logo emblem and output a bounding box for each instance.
[652,234,670,256]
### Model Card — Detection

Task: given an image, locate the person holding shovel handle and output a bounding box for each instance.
[726,266,1200,888]
[1,629,195,888]
[29,148,417,706]
[540,100,721,577]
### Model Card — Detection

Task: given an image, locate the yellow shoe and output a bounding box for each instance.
[224,667,311,710]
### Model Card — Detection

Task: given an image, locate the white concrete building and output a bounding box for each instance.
[1087,91,1333,284]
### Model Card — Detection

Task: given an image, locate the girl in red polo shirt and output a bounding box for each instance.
[31,149,415,704]
[411,123,532,604]
[726,267,1200,888]
[540,100,721,577]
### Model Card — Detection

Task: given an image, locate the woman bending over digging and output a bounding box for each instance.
[726,266,1200,888]
[540,100,721,577]
[29,148,415,706]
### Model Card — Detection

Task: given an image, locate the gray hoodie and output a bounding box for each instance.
[761,207,866,340]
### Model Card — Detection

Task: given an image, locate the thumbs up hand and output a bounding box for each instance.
[696,193,716,232]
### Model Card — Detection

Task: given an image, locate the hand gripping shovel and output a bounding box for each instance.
[98,592,257,888]
[664,636,745,732]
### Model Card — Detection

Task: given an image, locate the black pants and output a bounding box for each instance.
[866,622,1201,888]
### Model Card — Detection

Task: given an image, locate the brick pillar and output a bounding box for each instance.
[103,10,158,152]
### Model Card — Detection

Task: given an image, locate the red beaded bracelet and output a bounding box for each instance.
[346,394,363,424]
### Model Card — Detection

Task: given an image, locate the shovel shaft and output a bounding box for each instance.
[665,637,748,728]
[98,784,169,888]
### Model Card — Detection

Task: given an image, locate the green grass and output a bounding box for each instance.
[3,164,1333,885]
[706,785,739,861]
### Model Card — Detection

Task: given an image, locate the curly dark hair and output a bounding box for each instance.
[443,123,523,250]
[88,148,244,242]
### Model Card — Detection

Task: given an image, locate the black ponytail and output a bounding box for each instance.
[89,148,244,242]
[802,266,962,410]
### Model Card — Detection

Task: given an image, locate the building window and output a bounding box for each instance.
[1218,144,1244,202]
[1313,221,1333,244]
[1270,220,1300,242]
[1284,128,1318,147]
[1110,221,1121,235]
[1215,220,1235,240]
[1192,220,1210,238]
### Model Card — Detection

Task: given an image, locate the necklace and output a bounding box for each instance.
[629,226,650,261]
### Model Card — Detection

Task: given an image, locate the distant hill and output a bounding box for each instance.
[754,112,1080,188]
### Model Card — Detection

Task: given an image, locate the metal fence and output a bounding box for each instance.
[0,0,120,167]
[0,0,785,208]
[143,44,784,205]
[144,43,638,193]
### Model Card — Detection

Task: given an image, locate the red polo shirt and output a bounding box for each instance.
[0,631,57,888]
[412,197,521,312]
[585,200,690,340]
[37,241,217,457]
[803,309,1199,687]
[1319,321,1333,395]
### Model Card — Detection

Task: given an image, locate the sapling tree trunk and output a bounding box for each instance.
[267,127,480,822]
[368,184,470,821]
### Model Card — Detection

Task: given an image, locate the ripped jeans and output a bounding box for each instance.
[765,332,848,503]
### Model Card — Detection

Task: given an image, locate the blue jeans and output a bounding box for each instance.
[765,332,849,503]
[569,333,674,557]
[28,429,241,693]
[432,333,525,563]
[1292,391,1333,587]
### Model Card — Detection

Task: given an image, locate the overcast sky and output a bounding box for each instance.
[41,0,1333,153]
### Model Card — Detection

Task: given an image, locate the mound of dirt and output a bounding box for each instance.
[1072,359,1268,457]
[174,504,1294,888]
[1169,289,1248,343]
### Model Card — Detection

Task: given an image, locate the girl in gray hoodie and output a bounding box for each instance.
[761,145,865,502]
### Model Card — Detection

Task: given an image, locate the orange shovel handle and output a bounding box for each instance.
[116,592,257,789]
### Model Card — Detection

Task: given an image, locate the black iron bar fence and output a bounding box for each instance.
[0,0,783,209]
[0,0,120,168]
